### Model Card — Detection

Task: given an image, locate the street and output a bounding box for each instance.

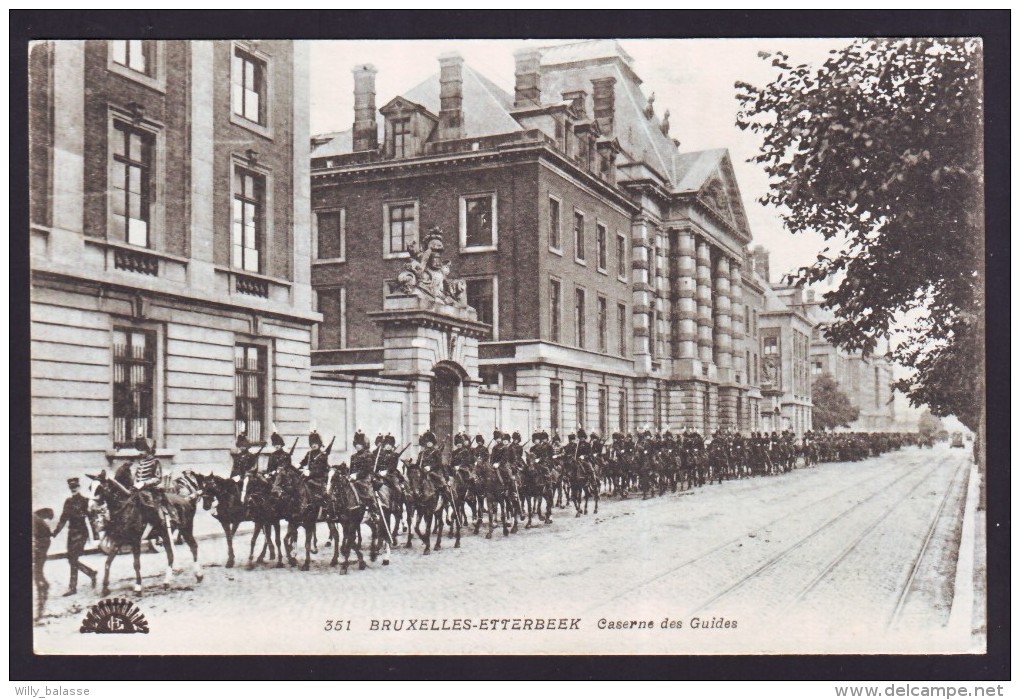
[34,443,980,655]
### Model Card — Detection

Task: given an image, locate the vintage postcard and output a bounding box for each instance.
[27,35,987,657]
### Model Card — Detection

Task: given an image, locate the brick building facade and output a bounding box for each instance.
[310,40,772,440]
[29,40,316,515]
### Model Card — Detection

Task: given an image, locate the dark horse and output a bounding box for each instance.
[198,473,283,569]
[324,467,381,572]
[404,463,459,553]
[270,466,341,571]
[89,467,201,596]
[520,453,554,528]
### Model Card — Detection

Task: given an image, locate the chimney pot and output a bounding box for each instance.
[513,47,542,108]
[562,90,588,118]
[591,76,616,136]
[352,64,378,152]
[438,53,464,141]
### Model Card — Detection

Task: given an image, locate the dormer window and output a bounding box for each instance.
[392,117,411,158]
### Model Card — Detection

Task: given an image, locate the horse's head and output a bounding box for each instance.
[199,472,221,511]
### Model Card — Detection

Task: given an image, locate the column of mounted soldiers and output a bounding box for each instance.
[38,421,917,610]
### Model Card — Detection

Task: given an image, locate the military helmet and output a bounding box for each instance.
[474,434,485,446]
[135,436,152,453]
[352,430,368,449]
[512,431,522,443]
[236,432,251,450]
[384,434,396,447]
[309,430,324,448]
[270,432,285,448]
[577,429,587,440]
[531,431,542,443]
[420,430,437,447]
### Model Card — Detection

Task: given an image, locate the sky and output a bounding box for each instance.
[307,38,851,284]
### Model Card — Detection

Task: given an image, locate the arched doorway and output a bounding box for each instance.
[430,365,460,457]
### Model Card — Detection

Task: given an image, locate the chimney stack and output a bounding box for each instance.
[751,245,771,284]
[352,64,378,152]
[562,90,588,118]
[513,47,542,108]
[591,76,616,136]
[438,52,465,141]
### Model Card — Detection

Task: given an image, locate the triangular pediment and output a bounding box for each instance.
[379,96,437,121]
[696,153,751,241]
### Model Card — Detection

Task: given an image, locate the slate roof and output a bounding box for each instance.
[311,62,521,159]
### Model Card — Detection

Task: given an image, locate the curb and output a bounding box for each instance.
[946,454,981,649]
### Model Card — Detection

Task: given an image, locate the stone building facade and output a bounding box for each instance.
[29,40,316,514]
[310,40,771,444]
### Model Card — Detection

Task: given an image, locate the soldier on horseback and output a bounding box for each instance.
[419,430,447,492]
[266,430,293,477]
[375,434,405,493]
[131,436,174,528]
[301,431,333,484]
[348,431,375,505]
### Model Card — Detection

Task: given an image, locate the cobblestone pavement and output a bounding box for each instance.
[34,444,978,655]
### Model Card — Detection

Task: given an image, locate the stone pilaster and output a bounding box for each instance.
[730,260,745,383]
[631,218,654,373]
[674,230,698,365]
[695,237,713,369]
[713,255,732,377]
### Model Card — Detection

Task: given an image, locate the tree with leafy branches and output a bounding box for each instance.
[736,38,984,431]
[811,373,860,431]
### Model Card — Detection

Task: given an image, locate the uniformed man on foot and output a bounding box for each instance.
[52,477,98,596]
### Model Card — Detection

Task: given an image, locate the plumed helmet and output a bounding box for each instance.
[492,429,502,440]
[135,436,151,453]
[512,431,521,443]
[612,431,623,441]
[577,429,587,440]
[567,433,577,442]
[375,433,384,446]
[236,432,250,450]
[420,430,437,447]
[309,430,323,447]
[453,433,465,446]
[501,432,511,442]
[531,431,542,443]
[270,432,285,448]
[589,432,599,441]
[384,434,396,447]
[352,430,367,449]
[474,434,485,446]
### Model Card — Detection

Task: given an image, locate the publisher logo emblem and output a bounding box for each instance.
[80,598,150,634]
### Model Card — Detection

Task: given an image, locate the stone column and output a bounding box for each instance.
[50,41,86,262]
[730,259,745,382]
[674,230,698,366]
[695,238,714,368]
[631,217,654,374]
[713,255,732,375]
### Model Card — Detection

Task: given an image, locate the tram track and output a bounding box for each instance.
[886,456,969,629]
[687,453,951,617]
[780,454,962,616]
[586,449,931,613]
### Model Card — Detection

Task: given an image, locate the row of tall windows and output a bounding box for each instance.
[113,329,267,449]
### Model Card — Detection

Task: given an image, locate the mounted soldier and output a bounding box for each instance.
[131,435,175,529]
[418,429,447,492]
[266,429,295,477]
[375,434,405,493]
[301,430,333,486]
[348,430,375,505]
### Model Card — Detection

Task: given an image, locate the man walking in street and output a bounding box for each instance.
[33,507,54,621]
[52,477,98,596]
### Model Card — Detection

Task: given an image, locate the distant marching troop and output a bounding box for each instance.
[34,424,916,617]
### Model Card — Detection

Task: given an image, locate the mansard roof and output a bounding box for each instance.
[400,64,523,140]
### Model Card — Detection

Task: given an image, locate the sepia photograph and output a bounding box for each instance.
[19,14,998,667]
